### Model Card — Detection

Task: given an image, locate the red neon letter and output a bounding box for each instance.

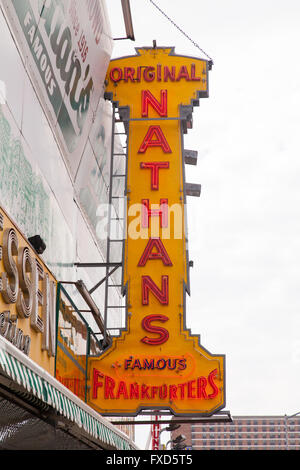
[141,89,168,117]
[104,375,115,399]
[208,369,219,398]
[138,126,172,154]
[141,199,168,228]
[92,368,104,399]
[169,385,177,399]
[141,384,151,399]
[130,383,139,399]
[176,65,190,81]
[190,63,201,81]
[197,376,208,399]
[124,67,136,82]
[140,161,169,190]
[110,67,122,83]
[141,314,169,345]
[142,275,169,305]
[164,66,176,81]
[116,381,129,399]
[138,237,173,266]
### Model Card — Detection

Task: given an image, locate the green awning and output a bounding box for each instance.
[0,336,137,450]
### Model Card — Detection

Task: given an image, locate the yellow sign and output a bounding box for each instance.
[0,206,56,374]
[88,47,225,416]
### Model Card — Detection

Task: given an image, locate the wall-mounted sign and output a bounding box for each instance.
[88,47,225,416]
[0,206,56,374]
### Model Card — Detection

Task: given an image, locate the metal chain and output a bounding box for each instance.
[148,0,214,63]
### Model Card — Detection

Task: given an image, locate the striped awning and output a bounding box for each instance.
[0,336,137,450]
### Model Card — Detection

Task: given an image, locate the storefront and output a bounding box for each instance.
[0,0,137,450]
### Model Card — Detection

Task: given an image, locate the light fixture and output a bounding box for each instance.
[166,423,181,432]
[172,434,186,444]
[166,433,186,449]
[28,235,46,254]
[172,434,186,450]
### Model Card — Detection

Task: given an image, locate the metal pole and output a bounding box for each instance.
[103,102,117,346]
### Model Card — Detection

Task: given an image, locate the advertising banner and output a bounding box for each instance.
[1,0,113,178]
[88,47,226,417]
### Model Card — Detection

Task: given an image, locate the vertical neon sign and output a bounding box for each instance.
[88,47,225,417]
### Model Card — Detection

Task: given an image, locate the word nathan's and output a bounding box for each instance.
[109,63,206,83]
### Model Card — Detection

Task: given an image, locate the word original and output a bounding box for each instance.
[109,63,205,83]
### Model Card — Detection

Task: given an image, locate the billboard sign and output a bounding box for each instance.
[88,46,225,416]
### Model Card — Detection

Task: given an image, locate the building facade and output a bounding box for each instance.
[0,0,136,449]
[171,415,300,450]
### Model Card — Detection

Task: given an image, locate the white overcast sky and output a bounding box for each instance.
[108,0,300,447]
